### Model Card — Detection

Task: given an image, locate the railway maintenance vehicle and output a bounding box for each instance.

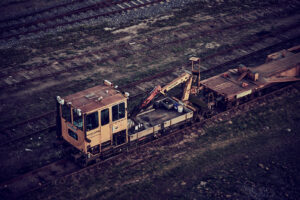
[56,46,300,166]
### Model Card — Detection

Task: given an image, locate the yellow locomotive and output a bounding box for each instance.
[56,80,130,164]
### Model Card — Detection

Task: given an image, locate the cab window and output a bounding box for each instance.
[68,129,78,140]
[73,109,83,130]
[101,109,109,126]
[86,112,99,131]
[62,104,71,122]
[112,102,125,121]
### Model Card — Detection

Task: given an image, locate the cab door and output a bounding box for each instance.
[85,111,101,148]
[100,108,111,144]
[111,102,127,146]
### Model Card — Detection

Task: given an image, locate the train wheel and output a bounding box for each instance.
[79,159,87,168]
[226,101,233,110]
[249,93,255,100]
[257,91,262,97]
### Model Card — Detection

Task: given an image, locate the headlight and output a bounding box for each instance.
[76,109,82,116]
[104,80,112,87]
[56,96,64,105]
[124,92,130,98]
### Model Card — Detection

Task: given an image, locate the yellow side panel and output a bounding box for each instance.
[137,128,153,139]
[112,118,127,134]
[164,120,171,128]
[101,127,111,143]
[87,133,101,147]
[236,89,252,99]
[154,124,161,132]
[171,115,186,125]
[129,133,138,141]
[86,128,101,147]
[61,120,86,152]
[187,112,193,119]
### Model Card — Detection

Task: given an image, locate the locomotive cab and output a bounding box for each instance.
[56,81,128,161]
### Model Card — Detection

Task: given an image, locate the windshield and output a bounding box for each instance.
[72,109,83,130]
[86,112,99,131]
[112,102,125,121]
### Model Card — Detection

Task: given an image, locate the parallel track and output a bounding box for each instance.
[0,111,56,147]
[0,0,91,24]
[1,10,299,89]
[1,0,131,31]
[0,0,169,40]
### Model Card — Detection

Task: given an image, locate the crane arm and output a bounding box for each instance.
[130,85,162,117]
[139,85,162,109]
[131,71,193,117]
[181,76,193,102]
[160,72,191,95]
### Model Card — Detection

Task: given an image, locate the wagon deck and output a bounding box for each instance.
[129,97,193,141]
[201,51,300,100]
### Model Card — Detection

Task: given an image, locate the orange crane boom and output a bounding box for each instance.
[139,85,162,109]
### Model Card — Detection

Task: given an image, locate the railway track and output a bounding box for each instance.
[0,78,298,199]
[1,0,132,31]
[2,3,298,61]
[0,35,299,147]
[0,0,172,41]
[3,2,295,64]
[1,8,299,89]
[0,0,94,25]
[0,111,56,147]
[1,1,299,50]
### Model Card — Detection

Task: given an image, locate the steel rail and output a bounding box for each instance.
[1,0,132,31]
[0,124,56,147]
[1,19,298,90]
[0,0,168,40]
[0,0,86,24]
[0,110,55,132]
[0,4,297,79]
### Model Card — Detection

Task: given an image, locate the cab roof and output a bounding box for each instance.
[63,85,126,113]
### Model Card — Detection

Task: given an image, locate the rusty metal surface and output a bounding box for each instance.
[253,52,300,77]
[201,51,300,99]
[201,75,258,100]
[63,85,126,113]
